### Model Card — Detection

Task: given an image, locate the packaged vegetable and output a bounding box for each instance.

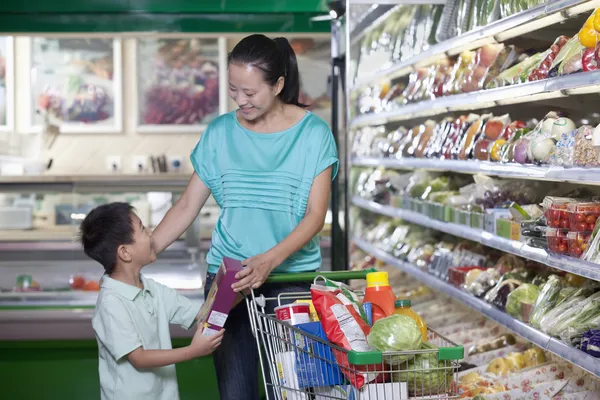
[528,36,570,81]
[529,275,563,329]
[367,314,423,365]
[538,287,590,335]
[486,52,544,89]
[462,44,505,92]
[444,51,476,95]
[393,342,454,396]
[549,291,600,340]
[548,128,577,166]
[574,125,600,167]
[551,35,586,76]
[505,283,540,320]
[458,114,492,160]
[311,284,377,388]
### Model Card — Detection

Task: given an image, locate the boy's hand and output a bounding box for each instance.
[188,327,225,358]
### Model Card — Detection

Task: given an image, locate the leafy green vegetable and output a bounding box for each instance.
[367,315,423,365]
[506,283,540,319]
[529,275,562,329]
[393,344,454,396]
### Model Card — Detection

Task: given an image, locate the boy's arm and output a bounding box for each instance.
[127,328,224,369]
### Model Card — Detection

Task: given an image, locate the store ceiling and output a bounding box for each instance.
[0,0,332,33]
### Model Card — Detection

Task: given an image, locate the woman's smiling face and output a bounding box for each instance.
[228,62,283,121]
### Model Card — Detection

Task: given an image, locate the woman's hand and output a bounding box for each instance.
[232,251,282,292]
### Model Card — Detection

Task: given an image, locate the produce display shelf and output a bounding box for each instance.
[351,70,600,127]
[352,236,600,377]
[351,157,600,185]
[351,0,598,90]
[349,4,396,44]
[351,196,600,281]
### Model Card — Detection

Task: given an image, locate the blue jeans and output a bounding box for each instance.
[204,272,310,400]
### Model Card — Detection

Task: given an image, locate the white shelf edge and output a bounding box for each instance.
[352,237,600,377]
[351,0,595,90]
[350,71,600,127]
[351,196,600,282]
[351,157,600,185]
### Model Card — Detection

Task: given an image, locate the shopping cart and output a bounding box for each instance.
[247,269,464,400]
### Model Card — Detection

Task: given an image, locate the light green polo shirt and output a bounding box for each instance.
[92,275,201,400]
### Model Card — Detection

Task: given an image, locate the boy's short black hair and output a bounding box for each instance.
[79,202,135,274]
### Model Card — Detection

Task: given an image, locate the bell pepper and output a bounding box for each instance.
[579,25,599,49]
[594,9,600,32]
[582,47,598,71]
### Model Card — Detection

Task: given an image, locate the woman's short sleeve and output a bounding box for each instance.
[190,126,217,188]
[315,128,339,181]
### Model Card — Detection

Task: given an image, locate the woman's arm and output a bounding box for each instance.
[232,166,332,292]
[152,173,212,254]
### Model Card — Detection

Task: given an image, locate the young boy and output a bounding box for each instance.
[79,202,224,400]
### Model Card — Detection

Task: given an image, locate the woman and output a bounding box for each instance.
[152,34,338,399]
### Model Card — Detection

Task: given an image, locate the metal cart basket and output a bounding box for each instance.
[247,270,464,400]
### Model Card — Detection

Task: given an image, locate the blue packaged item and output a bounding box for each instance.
[293,321,345,388]
[363,302,373,327]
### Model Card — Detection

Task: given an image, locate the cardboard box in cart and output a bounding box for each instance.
[198,257,243,336]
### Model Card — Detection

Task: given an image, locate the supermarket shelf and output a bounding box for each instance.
[351,196,600,281]
[352,237,600,377]
[0,173,190,193]
[349,4,396,44]
[351,0,598,90]
[351,71,600,127]
[351,157,600,185]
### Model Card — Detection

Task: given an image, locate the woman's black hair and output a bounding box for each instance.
[228,34,306,107]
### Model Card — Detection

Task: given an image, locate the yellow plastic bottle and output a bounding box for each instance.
[393,299,428,341]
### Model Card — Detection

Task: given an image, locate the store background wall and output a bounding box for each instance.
[13,34,330,175]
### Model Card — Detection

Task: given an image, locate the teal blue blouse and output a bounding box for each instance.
[190,110,338,274]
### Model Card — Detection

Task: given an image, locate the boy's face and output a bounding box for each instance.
[125,213,157,266]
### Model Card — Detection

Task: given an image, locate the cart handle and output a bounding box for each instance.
[265,268,377,284]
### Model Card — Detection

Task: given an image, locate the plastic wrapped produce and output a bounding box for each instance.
[462,44,505,92]
[458,114,492,160]
[505,283,540,320]
[486,52,544,89]
[551,292,600,342]
[529,275,563,329]
[549,35,587,77]
[549,128,577,166]
[469,0,500,32]
[425,117,453,158]
[574,125,600,167]
[474,114,510,161]
[413,120,437,158]
[444,51,476,95]
[528,36,570,81]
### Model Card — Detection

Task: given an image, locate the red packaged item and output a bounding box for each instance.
[311,285,378,389]
[567,231,592,258]
[567,202,600,232]
[543,197,575,229]
[546,228,569,255]
[529,36,570,81]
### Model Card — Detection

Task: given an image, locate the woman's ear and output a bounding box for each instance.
[275,76,285,96]
[117,244,132,263]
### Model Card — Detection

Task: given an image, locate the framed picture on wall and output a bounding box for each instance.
[24,38,123,134]
[0,37,14,132]
[134,37,226,133]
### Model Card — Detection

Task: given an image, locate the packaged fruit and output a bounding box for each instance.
[546,228,569,254]
[567,202,600,231]
[542,196,576,229]
[567,231,592,258]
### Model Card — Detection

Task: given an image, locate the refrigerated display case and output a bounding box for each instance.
[345,0,600,393]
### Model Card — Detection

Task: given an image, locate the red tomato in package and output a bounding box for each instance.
[311,286,379,389]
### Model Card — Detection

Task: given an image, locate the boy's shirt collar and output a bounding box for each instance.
[100,274,154,301]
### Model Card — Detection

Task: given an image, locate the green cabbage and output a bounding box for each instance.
[393,342,454,396]
[506,283,540,320]
[367,315,423,365]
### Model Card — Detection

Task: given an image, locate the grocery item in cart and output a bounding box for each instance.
[367,314,423,365]
[363,271,397,323]
[198,257,243,336]
[311,284,376,388]
[392,299,427,341]
[275,304,311,326]
[293,321,345,388]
